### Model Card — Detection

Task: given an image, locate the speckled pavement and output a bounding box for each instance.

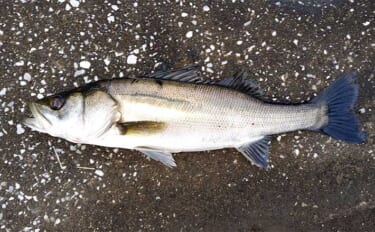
[0,0,374,231]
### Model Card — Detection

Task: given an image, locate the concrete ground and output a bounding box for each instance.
[0,0,374,231]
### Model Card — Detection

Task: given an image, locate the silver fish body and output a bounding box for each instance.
[100,78,324,151]
[23,67,366,168]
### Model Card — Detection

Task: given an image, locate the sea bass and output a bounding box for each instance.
[23,67,366,168]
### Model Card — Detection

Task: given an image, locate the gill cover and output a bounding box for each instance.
[82,90,121,139]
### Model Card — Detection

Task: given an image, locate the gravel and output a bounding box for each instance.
[0,0,374,231]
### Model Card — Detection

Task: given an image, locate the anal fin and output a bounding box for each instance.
[236,136,271,169]
[137,148,176,168]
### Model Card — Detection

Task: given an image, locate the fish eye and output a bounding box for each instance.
[49,95,65,110]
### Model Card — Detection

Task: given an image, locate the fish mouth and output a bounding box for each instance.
[23,102,52,131]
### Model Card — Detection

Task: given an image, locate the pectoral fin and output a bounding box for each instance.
[236,136,271,169]
[137,148,176,168]
[117,121,166,135]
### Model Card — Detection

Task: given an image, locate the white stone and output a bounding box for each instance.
[115,51,124,57]
[15,61,24,66]
[243,21,251,27]
[55,218,61,225]
[79,60,91,69]
[74,69,85,77]
[127,54,137,64]
[185,31,193,38]
[69,0,79,8]
[23,73,31,81]
[203,5,210,12]
[111,5,119,11]
[107,15,115,23]
[0,88,6,96]
[16,124,25,135]
[95,170,104,177]
[104,57,111,66]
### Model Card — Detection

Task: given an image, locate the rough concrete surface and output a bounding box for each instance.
[0,0,374,231]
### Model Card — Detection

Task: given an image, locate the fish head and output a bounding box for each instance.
[23,87,121,143]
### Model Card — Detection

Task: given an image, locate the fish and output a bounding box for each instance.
[23,66,366,168]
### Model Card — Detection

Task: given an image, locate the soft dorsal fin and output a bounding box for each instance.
[146,66,264,98]
[236,136,271,169]
[217,69,264,98]
[145,65,211,84]
[136,148,176,167]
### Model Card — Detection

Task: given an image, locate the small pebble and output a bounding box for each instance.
[107,15,115,23]
[185,31,193,38]
[79,60,91,69]
[203,5,210,12]
[0,88,6,96]
[16,124,25,135]
[362,21,370,26]
[69,0,79,8]
[94,170,104,177]
[23,73,31,81]
[127,54,137,64]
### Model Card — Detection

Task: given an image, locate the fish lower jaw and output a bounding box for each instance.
[23,117,44,132]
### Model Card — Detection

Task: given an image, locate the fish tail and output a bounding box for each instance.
[311,71,366,143]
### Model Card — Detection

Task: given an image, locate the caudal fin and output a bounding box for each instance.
[312,71,366,143]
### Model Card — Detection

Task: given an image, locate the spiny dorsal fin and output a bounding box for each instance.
[146,65,264,98]
[217,69,264,98]
[236,136,271,169]
[145,65,212,84]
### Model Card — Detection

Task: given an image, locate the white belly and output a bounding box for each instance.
[94,123,262,152]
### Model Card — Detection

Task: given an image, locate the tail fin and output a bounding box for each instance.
[312,71,366,143]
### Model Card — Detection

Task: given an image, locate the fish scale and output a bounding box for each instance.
[103,78,322,151]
